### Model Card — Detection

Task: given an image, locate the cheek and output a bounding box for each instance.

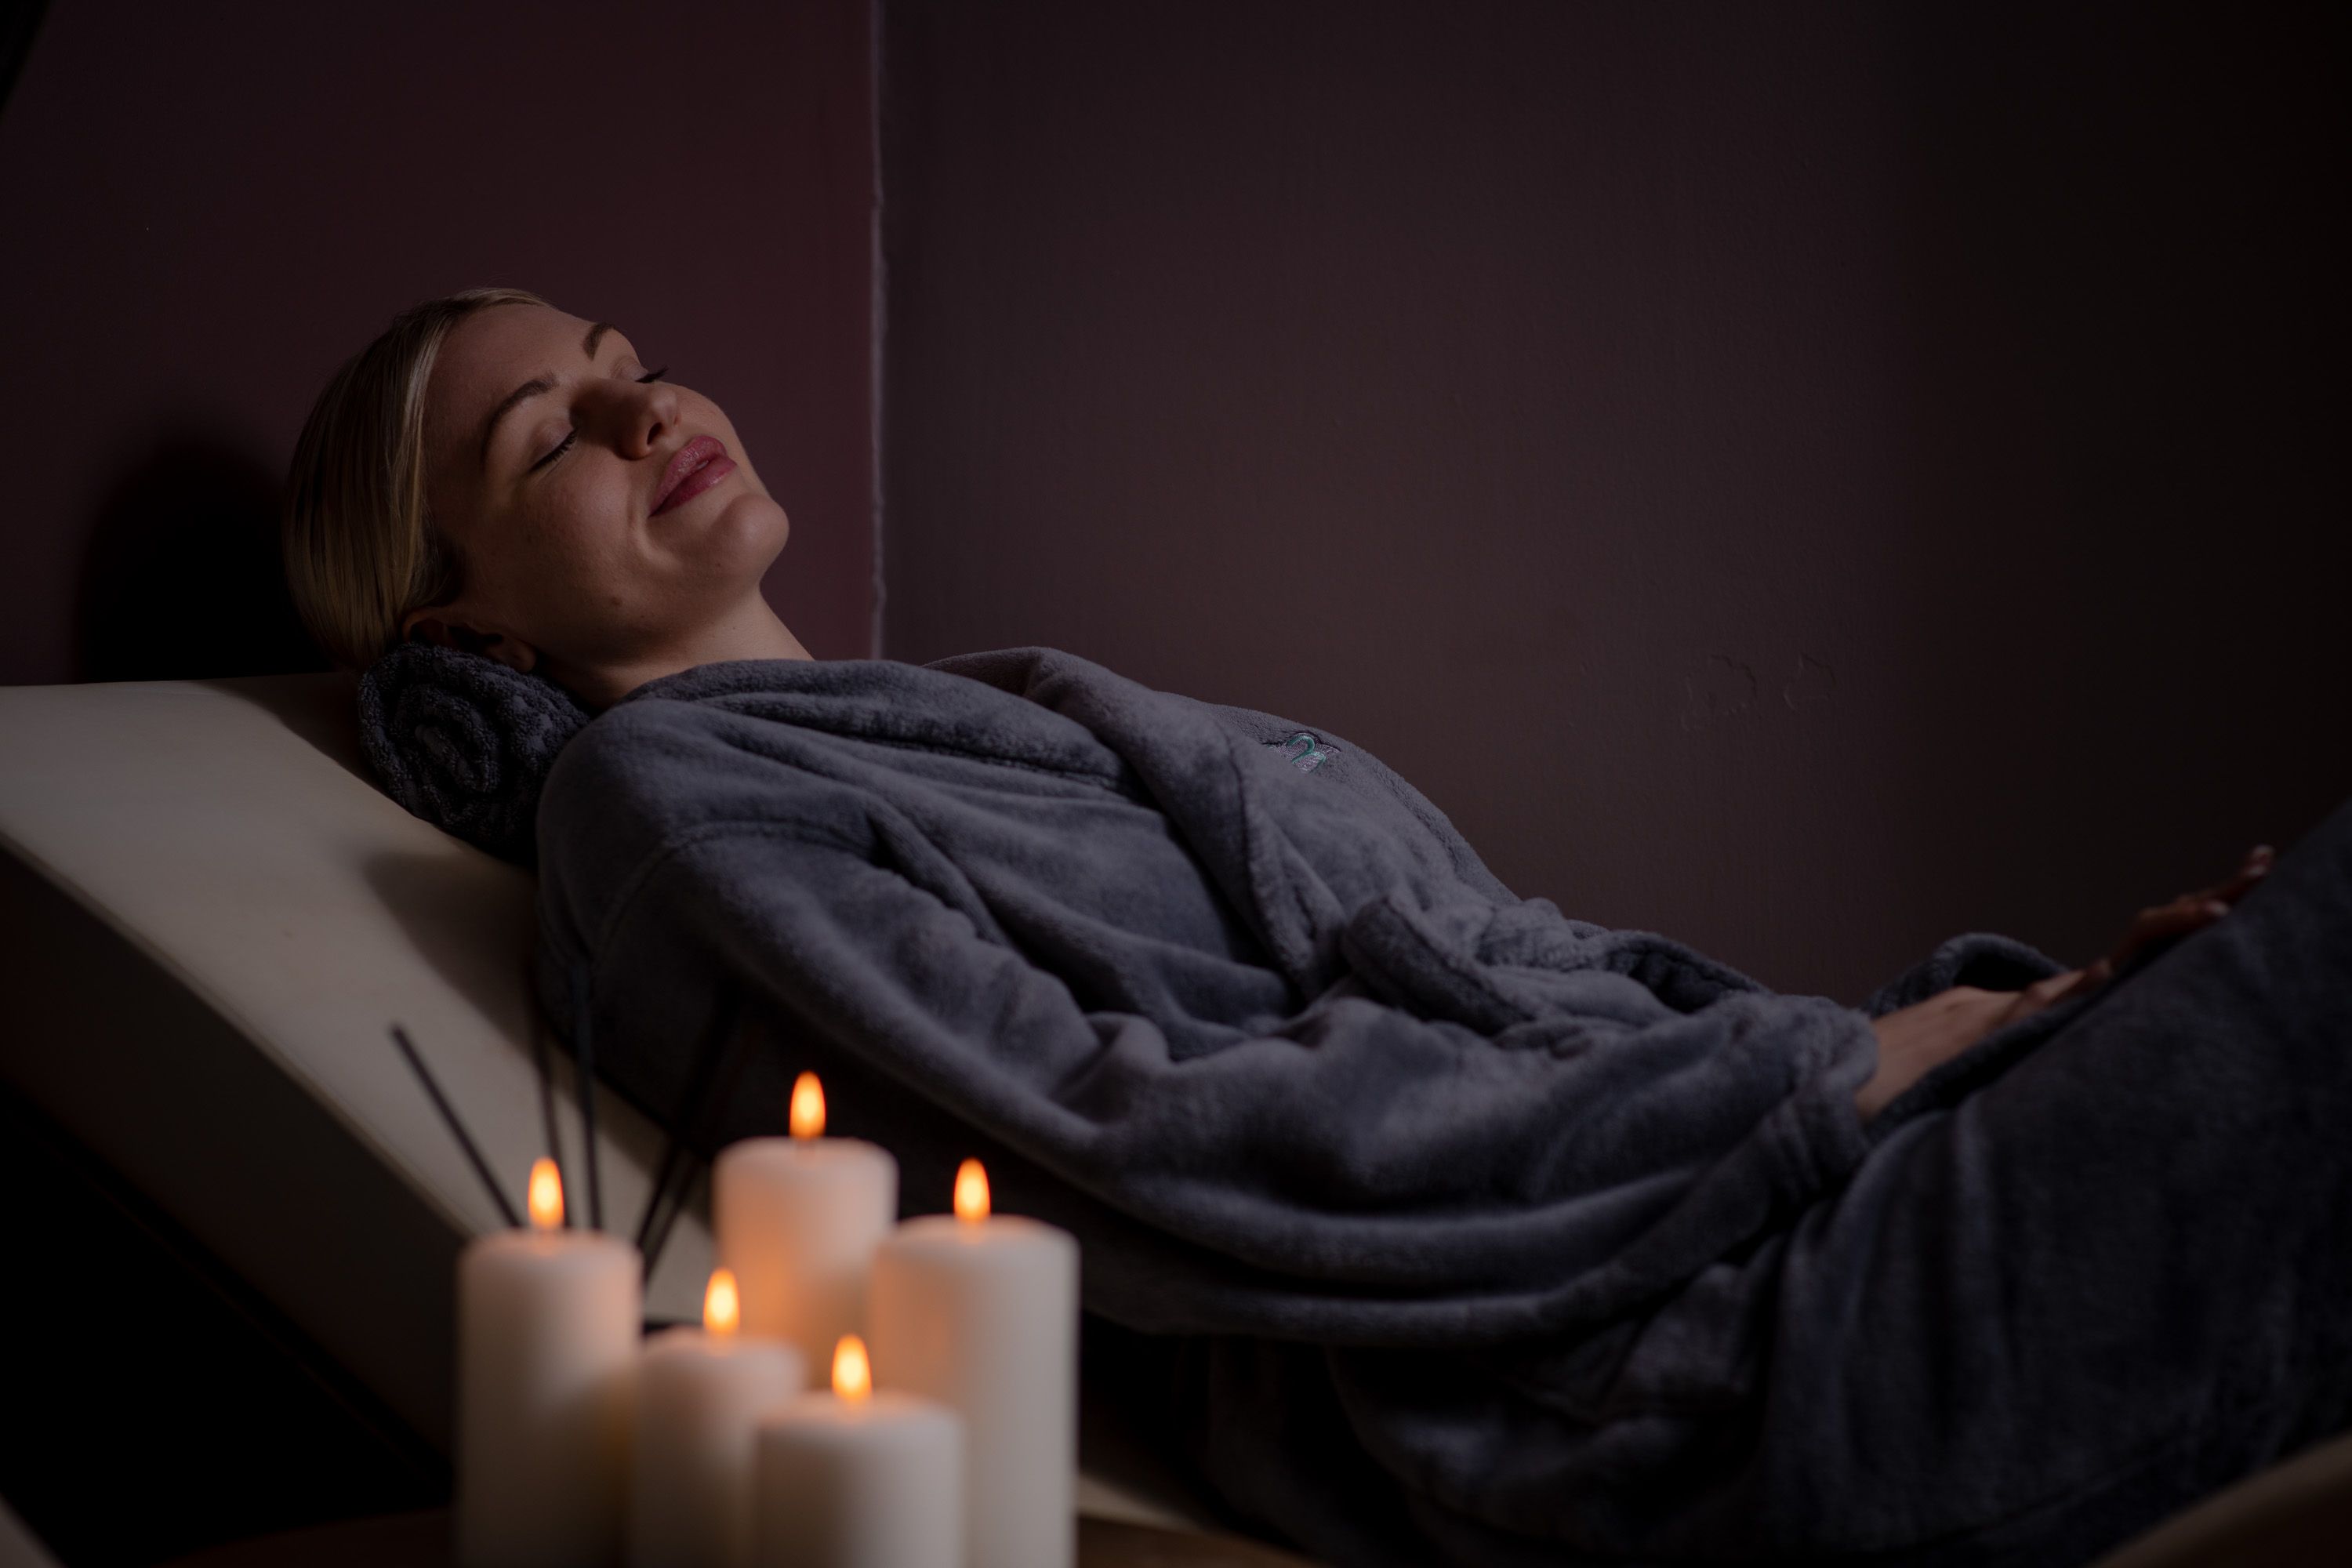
[463,491,633,641]
[526,473,637,586]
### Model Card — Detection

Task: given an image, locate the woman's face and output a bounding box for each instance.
[408,301,788,686]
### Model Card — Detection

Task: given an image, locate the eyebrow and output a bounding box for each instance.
[476,321,618,471]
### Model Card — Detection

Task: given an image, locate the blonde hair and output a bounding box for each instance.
[282,286,554,670]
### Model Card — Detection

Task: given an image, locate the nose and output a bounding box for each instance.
[601,377,682,460]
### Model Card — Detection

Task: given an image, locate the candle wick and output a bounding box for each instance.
[523,960,573,1229]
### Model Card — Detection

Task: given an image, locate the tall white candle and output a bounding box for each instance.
[715,1073,898,1370]
[867,1160,1080,1568]
[754,1334,964,1568]
[627,1269,808,1568]
[456,1160,642,1568]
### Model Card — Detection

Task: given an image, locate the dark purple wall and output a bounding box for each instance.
[0,0,877,684]
[879,2,2348,1000]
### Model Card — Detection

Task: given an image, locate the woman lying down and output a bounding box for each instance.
[282,288,2349,1568]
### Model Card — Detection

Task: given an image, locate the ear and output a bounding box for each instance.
[399,608,541,675]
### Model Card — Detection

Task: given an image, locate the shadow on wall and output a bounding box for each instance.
[74,430,332,682]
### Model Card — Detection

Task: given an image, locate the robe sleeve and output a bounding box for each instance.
[1859,931,2071,1018]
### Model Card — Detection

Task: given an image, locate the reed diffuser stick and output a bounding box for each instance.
[389,1023,521,1229]
[571,960,604,1231]
[633,989,745,1253]
[643,1011,760,1280]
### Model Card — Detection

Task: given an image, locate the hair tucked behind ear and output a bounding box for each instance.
[282,286,553,671]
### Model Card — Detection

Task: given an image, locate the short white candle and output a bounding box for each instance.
[456,1160,642,1568]
[627,1269,808,1568]
[867,1160,1080,1568]
[754,1334,964,1568]
[715,1073,898,1370]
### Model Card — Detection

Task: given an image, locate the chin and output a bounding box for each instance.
[702,488,792,570]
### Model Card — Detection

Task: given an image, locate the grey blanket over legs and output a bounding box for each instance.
[533,646,2119,1562]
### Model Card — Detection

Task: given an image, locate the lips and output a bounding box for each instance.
[651,435,738,517]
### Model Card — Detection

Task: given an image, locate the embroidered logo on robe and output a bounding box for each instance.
[1269,731,1335,772]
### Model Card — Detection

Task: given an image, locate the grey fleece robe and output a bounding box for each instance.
[532,645,2071,1560]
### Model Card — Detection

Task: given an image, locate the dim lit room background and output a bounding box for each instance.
[2,0,2343,1009]
[5,1,2348,1559]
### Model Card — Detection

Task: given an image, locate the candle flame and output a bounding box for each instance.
[703,1269,741,1337]
[832,1334,872,1403]
[789,1072,826,1140]
[526,1158,564,1231]
[954,1157,991,1223]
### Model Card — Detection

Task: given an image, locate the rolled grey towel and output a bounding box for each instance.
[356,641,591,866]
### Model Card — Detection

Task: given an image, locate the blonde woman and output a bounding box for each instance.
[286,286,810,704]
[287,288,2341,1568]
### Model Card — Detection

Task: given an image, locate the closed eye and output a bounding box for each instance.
[529,366,671,472]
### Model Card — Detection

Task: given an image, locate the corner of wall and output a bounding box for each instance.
[866,0,888,661]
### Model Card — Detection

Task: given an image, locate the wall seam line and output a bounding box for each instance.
[866,0,887,659]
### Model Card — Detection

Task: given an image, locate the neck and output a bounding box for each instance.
[554,593,814,711]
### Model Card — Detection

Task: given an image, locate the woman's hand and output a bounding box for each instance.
[1853,843,2276,1123]
[1856,984,2031,1121]
[2056,841,2275,997]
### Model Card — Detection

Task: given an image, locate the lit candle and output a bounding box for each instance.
[867,1160,1080,1568]
[713,1073,898,1370]
[753,1335,964,1568]
[456,1159,642,1568]
[627,1269,808,1568]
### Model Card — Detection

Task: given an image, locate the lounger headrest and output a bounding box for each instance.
[355,642,590,866]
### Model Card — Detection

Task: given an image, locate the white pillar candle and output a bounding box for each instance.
[866,1160,1080,1568]
[457,1160,642,1568]
[627,1269,808,1568]
[714,1073,898,1370]
[754,1334,964,1568]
